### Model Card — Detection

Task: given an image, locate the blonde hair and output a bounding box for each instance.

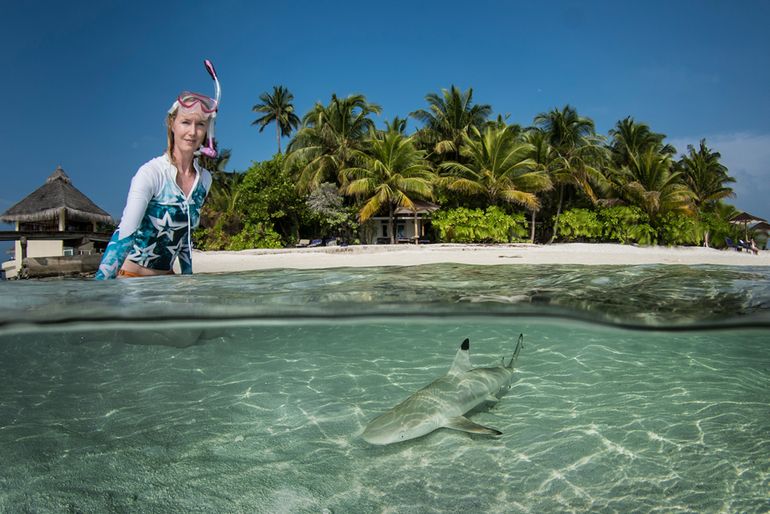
[165,111,209,165]
[165,112,177,165]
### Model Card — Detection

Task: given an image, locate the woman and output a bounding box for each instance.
[96,61,220,279]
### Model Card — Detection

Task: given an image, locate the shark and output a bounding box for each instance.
[362,334,524,445]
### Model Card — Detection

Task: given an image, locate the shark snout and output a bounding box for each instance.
[361,413,409,445]
[362,409,437,445]
[361,424,404,445]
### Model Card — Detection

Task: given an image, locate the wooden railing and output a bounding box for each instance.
[0,231,112,242]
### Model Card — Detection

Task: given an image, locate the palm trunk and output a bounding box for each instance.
[530,210,536,243]
[389,203,395,245]
[548,184,564,244]
[276,121,282,154]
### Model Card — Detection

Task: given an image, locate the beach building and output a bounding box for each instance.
[1,166,114,278]
[366,200,439,244]
[730,211,769,250]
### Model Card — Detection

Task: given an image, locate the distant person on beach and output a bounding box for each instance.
[749,238,759,255]
[95,61,221,279]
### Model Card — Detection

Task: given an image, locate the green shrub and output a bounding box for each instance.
[626,223,658,245]
[432,207,527,243]
[700,211,736,248]
[227,222,283,250]
[557,206,662,245]
[657,212,703,246]
[598,206,651,244]
[556,209,602,241]
[236,155,309,246]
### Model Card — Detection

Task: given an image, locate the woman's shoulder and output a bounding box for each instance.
[132,155,171,188]
[138,154,172,175]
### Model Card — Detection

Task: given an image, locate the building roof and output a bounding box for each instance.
[393,200,440,216]
[729,211,768,224]
[0,166,114,225]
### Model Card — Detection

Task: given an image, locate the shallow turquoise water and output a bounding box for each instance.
[1,265,769,513]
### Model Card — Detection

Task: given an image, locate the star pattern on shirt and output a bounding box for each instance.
[166,236,190,265]
[97,259,120,279]
[128,242,161,267]
[148,211,187,240]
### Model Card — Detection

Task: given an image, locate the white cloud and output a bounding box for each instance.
[668,132,770,220]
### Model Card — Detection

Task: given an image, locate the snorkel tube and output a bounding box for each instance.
[200,59,221,158]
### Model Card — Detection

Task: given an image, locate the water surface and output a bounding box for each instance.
[1,265,768,512]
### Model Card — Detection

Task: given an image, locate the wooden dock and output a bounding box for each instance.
[1,231,111,279]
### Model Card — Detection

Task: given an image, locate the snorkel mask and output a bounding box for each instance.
[168,59,221,158]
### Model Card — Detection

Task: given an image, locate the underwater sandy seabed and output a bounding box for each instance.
[1,319,768,513]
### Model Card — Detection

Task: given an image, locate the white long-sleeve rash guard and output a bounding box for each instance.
[95,155,212,280]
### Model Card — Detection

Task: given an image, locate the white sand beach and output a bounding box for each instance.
[192,243,770,273]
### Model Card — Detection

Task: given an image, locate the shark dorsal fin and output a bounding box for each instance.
[448,338,472,375]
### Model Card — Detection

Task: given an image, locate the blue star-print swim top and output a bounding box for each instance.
[95,155,212,279]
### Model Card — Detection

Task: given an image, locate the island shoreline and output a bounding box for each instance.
[190,243,770,273]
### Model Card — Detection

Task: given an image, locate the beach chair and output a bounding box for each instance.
[740,239,759,255]
[295,239,310,248]
[724,237,742,251]
[308,239,323,247]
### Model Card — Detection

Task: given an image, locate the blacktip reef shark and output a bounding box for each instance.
[362,334,524,445]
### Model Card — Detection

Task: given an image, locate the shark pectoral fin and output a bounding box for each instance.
[444,416,502,436]
[485,394,499,403]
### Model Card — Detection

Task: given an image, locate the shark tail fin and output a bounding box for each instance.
[506,333,524,369]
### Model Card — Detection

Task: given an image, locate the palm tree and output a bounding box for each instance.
[252,85,301,154]
[613,148,694,220]
[439,126,552,212]
[523,128,558,242]
[676,139,735,247]
[534,105,606,242]
[608,117,675,168]
[410,85,491,160]
[341,131,434,244]
[384,116,408,134]
[287,94,382,192]
[677,139,735,210]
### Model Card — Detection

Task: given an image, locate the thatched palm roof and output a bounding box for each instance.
[730,211,768,224]
[0,166,114,224]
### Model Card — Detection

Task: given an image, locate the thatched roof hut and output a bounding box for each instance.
[729,211,768,225]
[0,166,114,226]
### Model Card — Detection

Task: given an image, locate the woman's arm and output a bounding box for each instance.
[95,166,160,279]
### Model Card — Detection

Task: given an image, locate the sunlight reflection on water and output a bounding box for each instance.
[1,264,768,512]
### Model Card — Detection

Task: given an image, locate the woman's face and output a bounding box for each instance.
[172,112,209,154]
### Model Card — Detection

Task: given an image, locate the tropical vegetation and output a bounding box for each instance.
[194,84,755,251]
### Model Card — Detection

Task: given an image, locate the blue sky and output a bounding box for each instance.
[2,0,769,248]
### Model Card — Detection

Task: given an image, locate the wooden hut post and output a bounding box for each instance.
[58,206,66,231]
